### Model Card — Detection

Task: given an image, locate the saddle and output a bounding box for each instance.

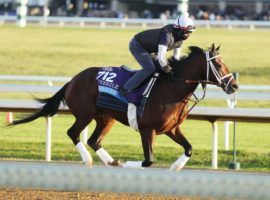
[96,65,159,120]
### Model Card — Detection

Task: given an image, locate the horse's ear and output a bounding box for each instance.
[216,44,221,51]
[210,43,215,53]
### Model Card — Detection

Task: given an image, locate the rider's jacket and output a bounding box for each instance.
[134,24,183,53]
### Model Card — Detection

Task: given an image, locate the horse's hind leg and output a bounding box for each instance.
[165,126,192,171]
[87,115,119,166]
[67,117,93,167]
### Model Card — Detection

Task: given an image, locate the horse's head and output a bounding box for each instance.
[166,44,238,94]
[204,44,238,94]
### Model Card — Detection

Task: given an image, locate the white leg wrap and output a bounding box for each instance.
[76,142,92,167]
[169,154,190,171]
[122,161,143,169]
[96,148,114,166]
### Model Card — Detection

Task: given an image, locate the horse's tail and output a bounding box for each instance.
[9,83,69,126]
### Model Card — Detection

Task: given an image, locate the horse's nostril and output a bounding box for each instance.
[232,83,239,90]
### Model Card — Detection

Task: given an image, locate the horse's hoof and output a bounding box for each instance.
[169,165,182,171]
[84,160,93,168]
[109,159,121,166]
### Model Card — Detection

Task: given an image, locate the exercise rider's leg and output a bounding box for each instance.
[123,38,155,92]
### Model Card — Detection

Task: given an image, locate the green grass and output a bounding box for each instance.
[0,25,270,84]
[1,114,269,172]
[0,25,269,172]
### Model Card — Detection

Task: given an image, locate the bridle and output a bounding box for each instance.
[174,50,234,92]
[205,51,234,90]
[168,50,235,122]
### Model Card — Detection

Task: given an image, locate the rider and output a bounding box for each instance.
[120,12,195,95]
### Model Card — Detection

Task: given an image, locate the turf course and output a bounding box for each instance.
[0,25,270,84]
[0,25,269,172]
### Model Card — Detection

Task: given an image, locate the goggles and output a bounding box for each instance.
[174,25,196,33]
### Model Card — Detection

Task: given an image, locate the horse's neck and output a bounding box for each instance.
[152,77,199,105]
[173,80,199,102]
[151,55,205,104]
[172,56,205,97]
[177,56,205,81]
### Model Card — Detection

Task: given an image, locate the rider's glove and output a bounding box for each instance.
[161,65,172,73]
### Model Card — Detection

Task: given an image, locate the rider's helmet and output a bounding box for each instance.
[173,12,195,39]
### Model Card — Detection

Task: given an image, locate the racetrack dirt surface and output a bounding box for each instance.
[0,188,210,200]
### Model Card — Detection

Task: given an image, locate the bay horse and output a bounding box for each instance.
[10,44,238,171]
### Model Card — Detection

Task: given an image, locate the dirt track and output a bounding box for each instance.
[0,188,207,200]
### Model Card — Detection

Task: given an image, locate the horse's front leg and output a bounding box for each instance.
[165,126,192,171]
[122,129,155,169]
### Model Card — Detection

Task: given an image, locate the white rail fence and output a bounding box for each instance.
[194,84,270,150]
[1,75,270,169]
[1,15,270,29]
[1,99,270,169]
[0,161,269,199]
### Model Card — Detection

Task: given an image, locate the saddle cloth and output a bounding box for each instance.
[96,65,158,118]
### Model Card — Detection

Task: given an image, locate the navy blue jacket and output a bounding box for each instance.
[134,24,183,53]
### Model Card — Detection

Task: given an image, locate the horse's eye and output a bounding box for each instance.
[214,61,222,69]
[215,58,223,68]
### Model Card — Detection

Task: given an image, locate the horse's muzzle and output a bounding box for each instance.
[222,81,239,94]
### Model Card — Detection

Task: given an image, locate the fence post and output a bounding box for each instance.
[45,80,53,162]
[212,121,218,169]
[42,0,49,26]
[229,72,240,170]
[45,117,52,161]
[16,0,28,27]
[224,121,230,150]
[100,22,106,28]
[224,99,235,150]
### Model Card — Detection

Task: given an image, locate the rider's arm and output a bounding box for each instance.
[158,45,168,67]
[173,41,183,60]
[158,29,169,67]
[173,47,181,60]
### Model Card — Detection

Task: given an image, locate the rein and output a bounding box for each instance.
[177,82,206,125]
[205,51,234,90]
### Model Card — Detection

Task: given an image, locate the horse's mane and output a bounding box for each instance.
[151,46,205,76]
[168,46,204,69]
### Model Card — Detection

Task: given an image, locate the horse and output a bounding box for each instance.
[10,44,238,171]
